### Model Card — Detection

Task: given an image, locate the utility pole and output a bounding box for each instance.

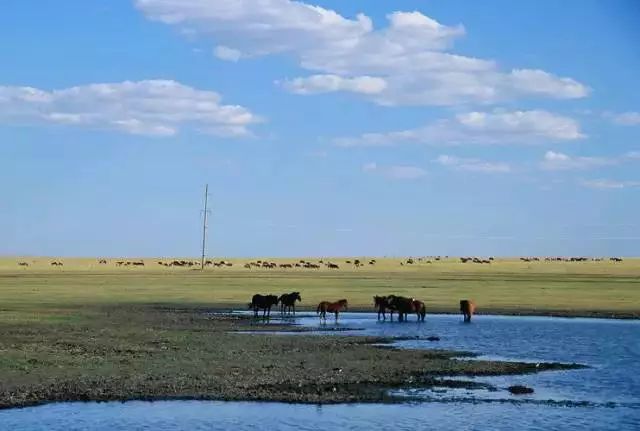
[200,184,210,270]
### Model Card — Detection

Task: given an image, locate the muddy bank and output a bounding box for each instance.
[206,305,640,320]
[0,306,584,409]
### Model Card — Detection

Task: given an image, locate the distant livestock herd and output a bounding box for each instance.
[13,256,626,269]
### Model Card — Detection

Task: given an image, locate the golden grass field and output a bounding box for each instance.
[1,256,639,319]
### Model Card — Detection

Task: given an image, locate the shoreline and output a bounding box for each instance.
[0,308,585,410]
[205,305,640,320]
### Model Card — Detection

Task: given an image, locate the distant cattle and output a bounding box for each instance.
[327,262,339,269]
[98,259,107,265]
[18,262,29,267]
[50,261,63,266]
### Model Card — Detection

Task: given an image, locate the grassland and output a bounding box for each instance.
[0,256,629,408]
[1,257,639,318]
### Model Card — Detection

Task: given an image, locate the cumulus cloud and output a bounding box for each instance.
[0,80,260,137]
[134,0,589,106]
[282,75,387,95]
[435,155,511,173]
[362,162,426,179]
[581,179,640,190]
[336,110,584,147]
[608,112,640,126]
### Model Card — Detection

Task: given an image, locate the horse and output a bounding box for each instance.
[373,295,398,321]
[317,299,348,322]
[460,300,475,322]
[279,292,302,315]
[249,294,279,318]
[412,299,427,322]
[388,296,425,322]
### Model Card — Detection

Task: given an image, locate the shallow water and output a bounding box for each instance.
[2,313,639,430]
[283,312,640,407]
[2,400,638,431]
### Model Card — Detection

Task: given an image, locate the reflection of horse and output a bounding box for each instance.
[374,295,399,321]
[249,294,279,318]
[278,292,301,315]
[460,299,475,322]
[317,299,348,322]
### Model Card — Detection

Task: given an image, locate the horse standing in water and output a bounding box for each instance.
[317,299,348,322]
[388,296,426,322]
[249,294,279,318]
[278,292,302,316]
[374,295,399,321]
[412,299,427,322]
[460,299,476,322]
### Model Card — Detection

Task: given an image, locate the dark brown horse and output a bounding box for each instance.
[389,296,426,322]
[373,295,399,321]
[412,299,427,322]
[278,292,302,315]
[249,294,279,318]
[460,299,476,322]
[317,299,348,322]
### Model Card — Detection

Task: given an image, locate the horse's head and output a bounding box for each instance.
[339,299,348,309]
[294,292,302,302]
[247,302,253,309]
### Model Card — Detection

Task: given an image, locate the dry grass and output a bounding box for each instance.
[1,257,639,318]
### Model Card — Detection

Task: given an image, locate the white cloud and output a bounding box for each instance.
[362,162,426,179]
[134,0,589,106]
[282,75,387,95]
[214,45,242,62]
[0,80,260,137]
[435,155,511,173]
[336,110,584,147]
[541,151,613,171]
[581,179,640,190]
[540,150,640,171]
[609,112,640,126]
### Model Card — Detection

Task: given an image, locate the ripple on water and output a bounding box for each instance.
[0,401,639,431]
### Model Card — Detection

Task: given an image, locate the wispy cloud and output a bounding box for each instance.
[0,80,261,137]
[435,155,511,173]
[540,150,640,171]
[606,111,640,126]
[362,162,426,180]
[336,110,583,147]
[135,0,589,107]
[580,179,640,190]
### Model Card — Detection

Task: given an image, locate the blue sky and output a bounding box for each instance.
[1,0,639,257]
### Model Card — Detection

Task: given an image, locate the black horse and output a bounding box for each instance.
[374,295,399,321]
[388,295,425,322]
[278,292,302,315]
[249,294,279,318]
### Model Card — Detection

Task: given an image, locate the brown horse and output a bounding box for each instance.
[412,299,427,322]
[317,299,348,322]
[460,299,476,322]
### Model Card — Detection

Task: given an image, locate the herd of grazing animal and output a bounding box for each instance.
[249,291,474,323]
[12,256,626,271]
